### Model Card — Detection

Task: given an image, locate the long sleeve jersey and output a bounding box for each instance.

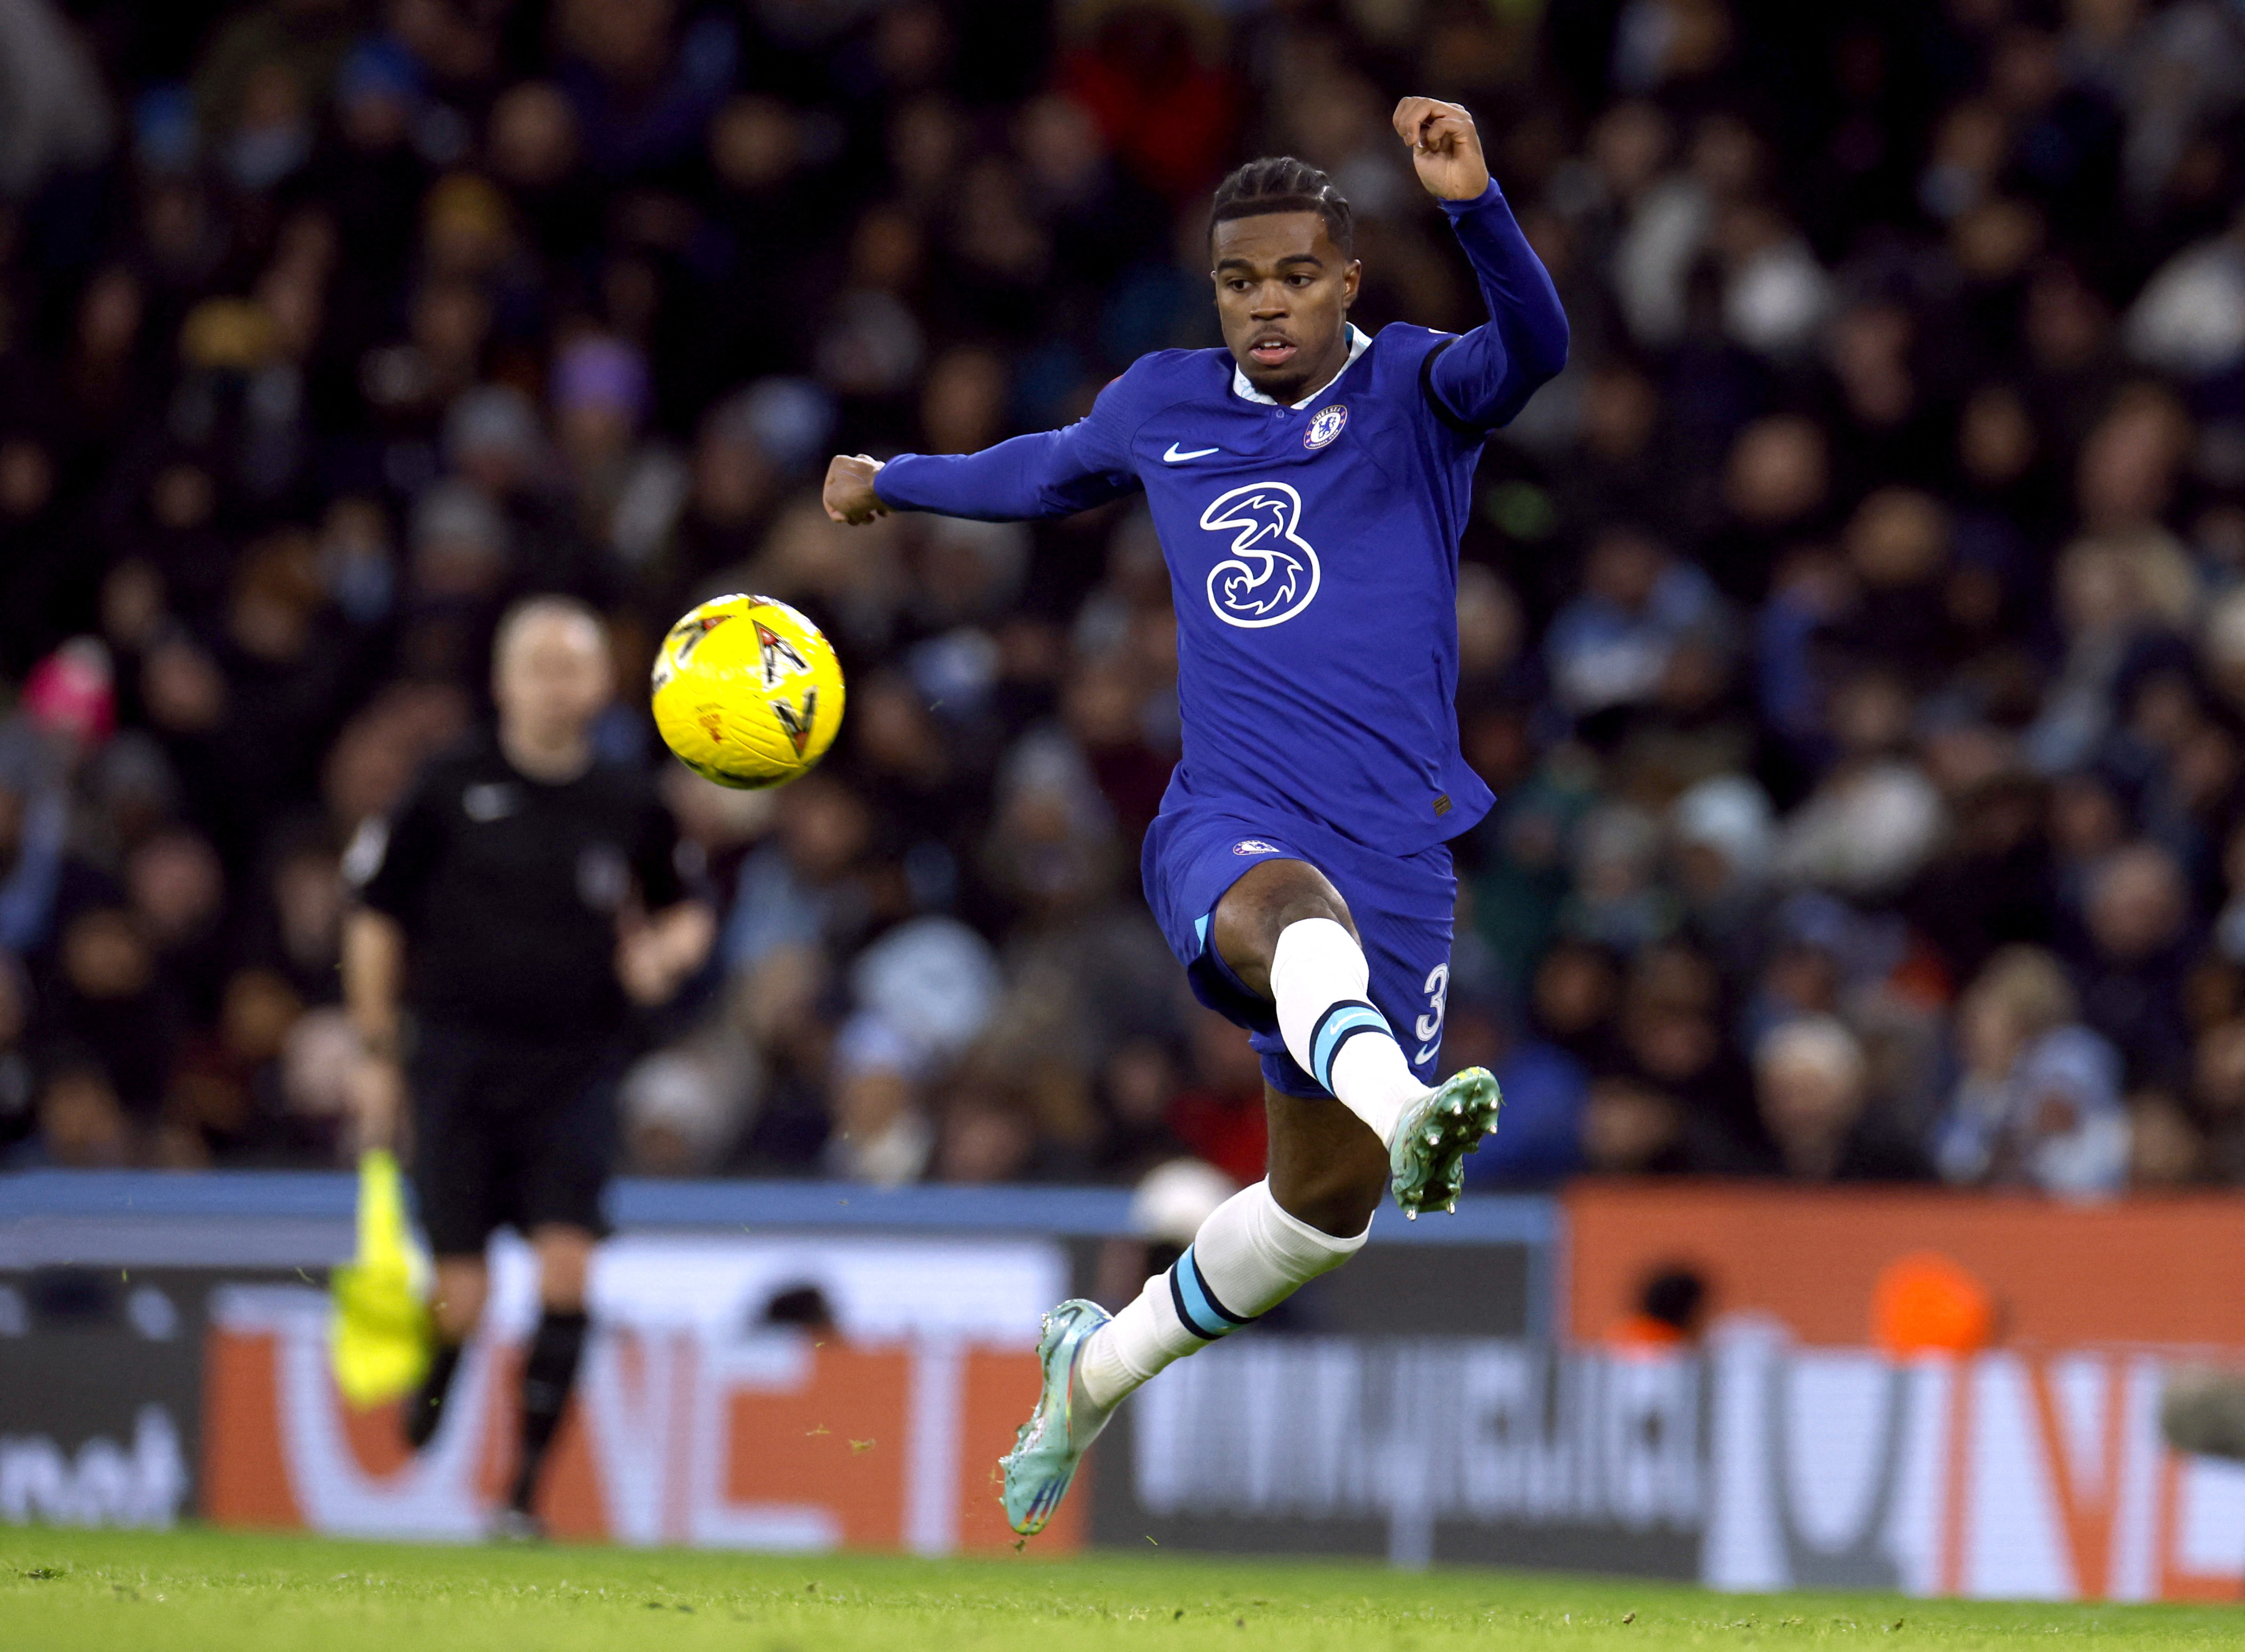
[874,181,1568,854]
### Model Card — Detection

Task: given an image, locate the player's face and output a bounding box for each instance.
[494,613,614,743]
[1210,212,1361,402]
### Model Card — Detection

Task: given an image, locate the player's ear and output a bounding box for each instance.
[1342,258,1362,306]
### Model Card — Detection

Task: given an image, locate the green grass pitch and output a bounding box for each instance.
[0,1527,2238,1650]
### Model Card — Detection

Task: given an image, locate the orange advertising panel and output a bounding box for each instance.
[1566,1181,2245,1349]
[201,1298,1073,1553]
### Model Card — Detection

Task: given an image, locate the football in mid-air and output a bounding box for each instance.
[651,593,845,789]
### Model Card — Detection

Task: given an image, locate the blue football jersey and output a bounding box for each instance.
[876,183,1567,855]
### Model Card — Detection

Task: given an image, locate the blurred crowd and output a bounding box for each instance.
[5,0,2245,1200]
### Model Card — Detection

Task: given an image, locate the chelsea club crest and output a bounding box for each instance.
[1304,403,1348,450]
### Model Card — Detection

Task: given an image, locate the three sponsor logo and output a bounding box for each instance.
[1199,482,1321,629]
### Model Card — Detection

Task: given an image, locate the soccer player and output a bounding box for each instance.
[343,596,715,1536]
[823,96,1566,1536]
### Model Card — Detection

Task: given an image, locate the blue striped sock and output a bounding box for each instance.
[1166,1243,1256,1341]
[1307,998,1396,1094]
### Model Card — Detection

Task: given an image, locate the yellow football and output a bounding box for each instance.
[651,594,845,788]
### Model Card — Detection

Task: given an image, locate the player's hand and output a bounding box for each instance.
[823,454,888,525]
[1393,96,1490,203]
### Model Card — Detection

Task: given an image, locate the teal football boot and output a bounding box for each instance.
[1000,1298,1114,1536]
[1389,1067,1503,1217]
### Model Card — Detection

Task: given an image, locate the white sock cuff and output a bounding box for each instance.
[1270,917,1367,1001]
[1189,1179,1367,1325]
[1257,1180,1372,1258]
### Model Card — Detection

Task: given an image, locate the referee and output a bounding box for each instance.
[343,595,714,1535]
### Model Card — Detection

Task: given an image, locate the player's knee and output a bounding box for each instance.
[1211,859,1357,994]
[1272,867,1354,935]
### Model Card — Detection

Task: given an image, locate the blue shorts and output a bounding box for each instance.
[1140,802,1456,1099]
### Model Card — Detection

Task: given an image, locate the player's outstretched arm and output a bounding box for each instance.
[821,377,1145,527]
[1393,96,1569,432]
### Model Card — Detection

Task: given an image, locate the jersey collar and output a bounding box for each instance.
[1230,323,1371,409]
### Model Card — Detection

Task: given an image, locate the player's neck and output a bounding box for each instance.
[1285,331,1353,403]
[499,723,594,784]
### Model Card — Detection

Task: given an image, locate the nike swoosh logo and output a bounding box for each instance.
[1163,443,1220,463]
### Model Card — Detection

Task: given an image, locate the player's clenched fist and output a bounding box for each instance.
[823,452,888,524]
[1392,96,1491,203]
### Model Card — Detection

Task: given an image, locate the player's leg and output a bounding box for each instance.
[1007,1079,1421,1536]
[1213,857,1492,1191]
[1068,1080,1376,1397]
[1264,1083,1392,1238]
[404,1029,496,1449]
[1003,827,1489,1535]
[499,1050,618,1527]
[1072,924,1397,1410]
[406,1256,487,1446]
[1003,1116,1374,1535]
[507,1222,595,1519]
[1067,894,1473,1431]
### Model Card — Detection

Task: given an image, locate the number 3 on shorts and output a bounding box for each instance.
[1412,962,1450,1067]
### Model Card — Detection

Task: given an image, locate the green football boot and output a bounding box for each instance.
[1000,1298,1114,1536]
[1389,1066,1503,1218]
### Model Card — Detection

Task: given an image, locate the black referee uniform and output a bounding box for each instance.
[350,726,687,1510]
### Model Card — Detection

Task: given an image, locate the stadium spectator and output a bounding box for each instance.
[1935,945,2130,1197]
[1751,1015,1927,1183]
[2072,839,2198,1088]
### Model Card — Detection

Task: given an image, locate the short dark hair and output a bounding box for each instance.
[1209,157,1354,258]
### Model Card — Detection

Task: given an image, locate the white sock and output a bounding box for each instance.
[1077,1180,1368,1410]
[1269,917,1427,1144]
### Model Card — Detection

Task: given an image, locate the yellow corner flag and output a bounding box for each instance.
[328,1148,433,1408]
